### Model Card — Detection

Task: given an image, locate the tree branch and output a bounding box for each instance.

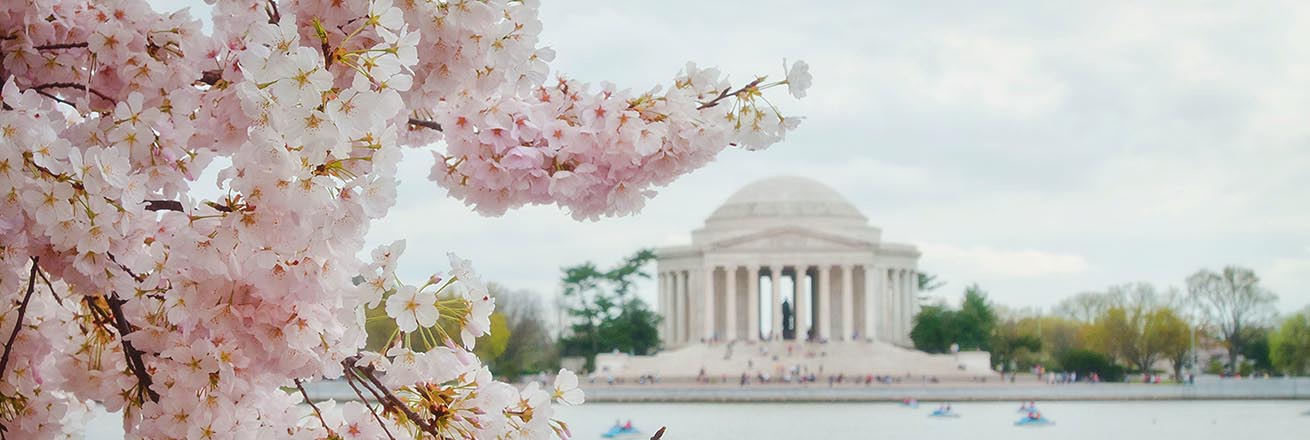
[343,356,441,437]
[407,118,442,132]
[33,260,61,306]
[143,200,184,212]
[105,293,160,403]
[0,257,39,381]
[343,365,398,440]
[31,82,112,103]
[265,0,281,25]
[199,69,223,86]
[697,77,765,110]
[33,42,88,51]
[295,378,334,436]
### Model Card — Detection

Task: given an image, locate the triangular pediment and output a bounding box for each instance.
[706,226,873,252]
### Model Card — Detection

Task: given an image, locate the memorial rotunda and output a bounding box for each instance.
[655,176,922,347]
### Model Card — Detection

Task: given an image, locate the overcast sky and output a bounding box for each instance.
[161,1,1310,315]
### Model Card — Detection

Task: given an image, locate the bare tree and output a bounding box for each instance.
[1055,291,1117,323]
[1186,266,1278,374]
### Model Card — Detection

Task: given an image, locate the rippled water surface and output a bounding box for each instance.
[84,400,1307,439]
[555,401,1308,440]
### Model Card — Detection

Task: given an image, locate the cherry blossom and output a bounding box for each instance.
[0,0,809,438]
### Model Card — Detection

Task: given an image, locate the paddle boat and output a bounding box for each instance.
[1015,412,1054,427]
[929,406,960,418]
[601,421,642,439]
[899,398,919,409]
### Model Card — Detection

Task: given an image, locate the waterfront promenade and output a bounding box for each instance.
[581,378,1310,402]
[304,376,1310,403]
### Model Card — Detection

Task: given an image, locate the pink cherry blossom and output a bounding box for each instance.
[0,0,809,438]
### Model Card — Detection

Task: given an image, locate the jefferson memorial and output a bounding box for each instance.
[656,175,922,346]
[596,176,992,379]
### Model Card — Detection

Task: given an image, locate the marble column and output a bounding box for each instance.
[841,265,854,341]
[793,264,808,341]
[904,270,915,343]
[703,266,716,341]
[895,269,905,343]
[658,272,668,343]
[886,268,897,342]
[747,265,760,341]
[769,267,782,340]
[817,265,831,341]
[725,265,738,341]
[863,265,876,341]
[674,271,685,343]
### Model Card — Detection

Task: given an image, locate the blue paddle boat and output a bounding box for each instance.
[1015,413,1054,427]
[929,407,961,418]
[601,422,642,439]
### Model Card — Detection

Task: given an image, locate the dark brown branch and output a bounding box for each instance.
[343,365,398,440]
[199,69,223,86]
[33,42,88,51]
[143,200,184,212]
[33,260,61,306]
[295,379,334,436]
[344,357,441,437]
[106,293,160,403]
[0,257,39,381]
[407,118,442,131]
[105,252,145,284]
[31,82,112,103]
[33,90,76,108]
[265,0,281,25]
[143,199,236,213]
[697,77,766,110]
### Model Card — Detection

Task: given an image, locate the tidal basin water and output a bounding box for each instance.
[85,400,1307,439]
[555,400,1308,440]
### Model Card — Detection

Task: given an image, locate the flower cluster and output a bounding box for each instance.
[0,0,808,438]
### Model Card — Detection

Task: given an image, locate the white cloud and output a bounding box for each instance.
[919,243,1090,280]
[139,0,1310,313]
[1261,250,1310,311]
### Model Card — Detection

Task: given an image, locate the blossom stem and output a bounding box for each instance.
[696,77,765,110]
[0,257,39,381]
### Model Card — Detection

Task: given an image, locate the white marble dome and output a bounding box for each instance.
[707,176,867,222]
[694,176,878,245]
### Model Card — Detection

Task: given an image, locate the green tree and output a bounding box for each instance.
[910,304,955,353]
[1271,308,1310,376]
[1057,349,1125,382]
[488,285,558,378]
[558,249,662,369]
[1147,308,1193,380]
[955,285,996,351]
[910,285,998,356]
[1240,327,1274,374]
[918,272,946,292]
[1187,266,1278,374]
[990,320,1042,373]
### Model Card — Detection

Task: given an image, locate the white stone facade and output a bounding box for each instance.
[656,176,921,348]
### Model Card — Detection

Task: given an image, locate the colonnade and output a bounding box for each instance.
[657,263,918,346]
